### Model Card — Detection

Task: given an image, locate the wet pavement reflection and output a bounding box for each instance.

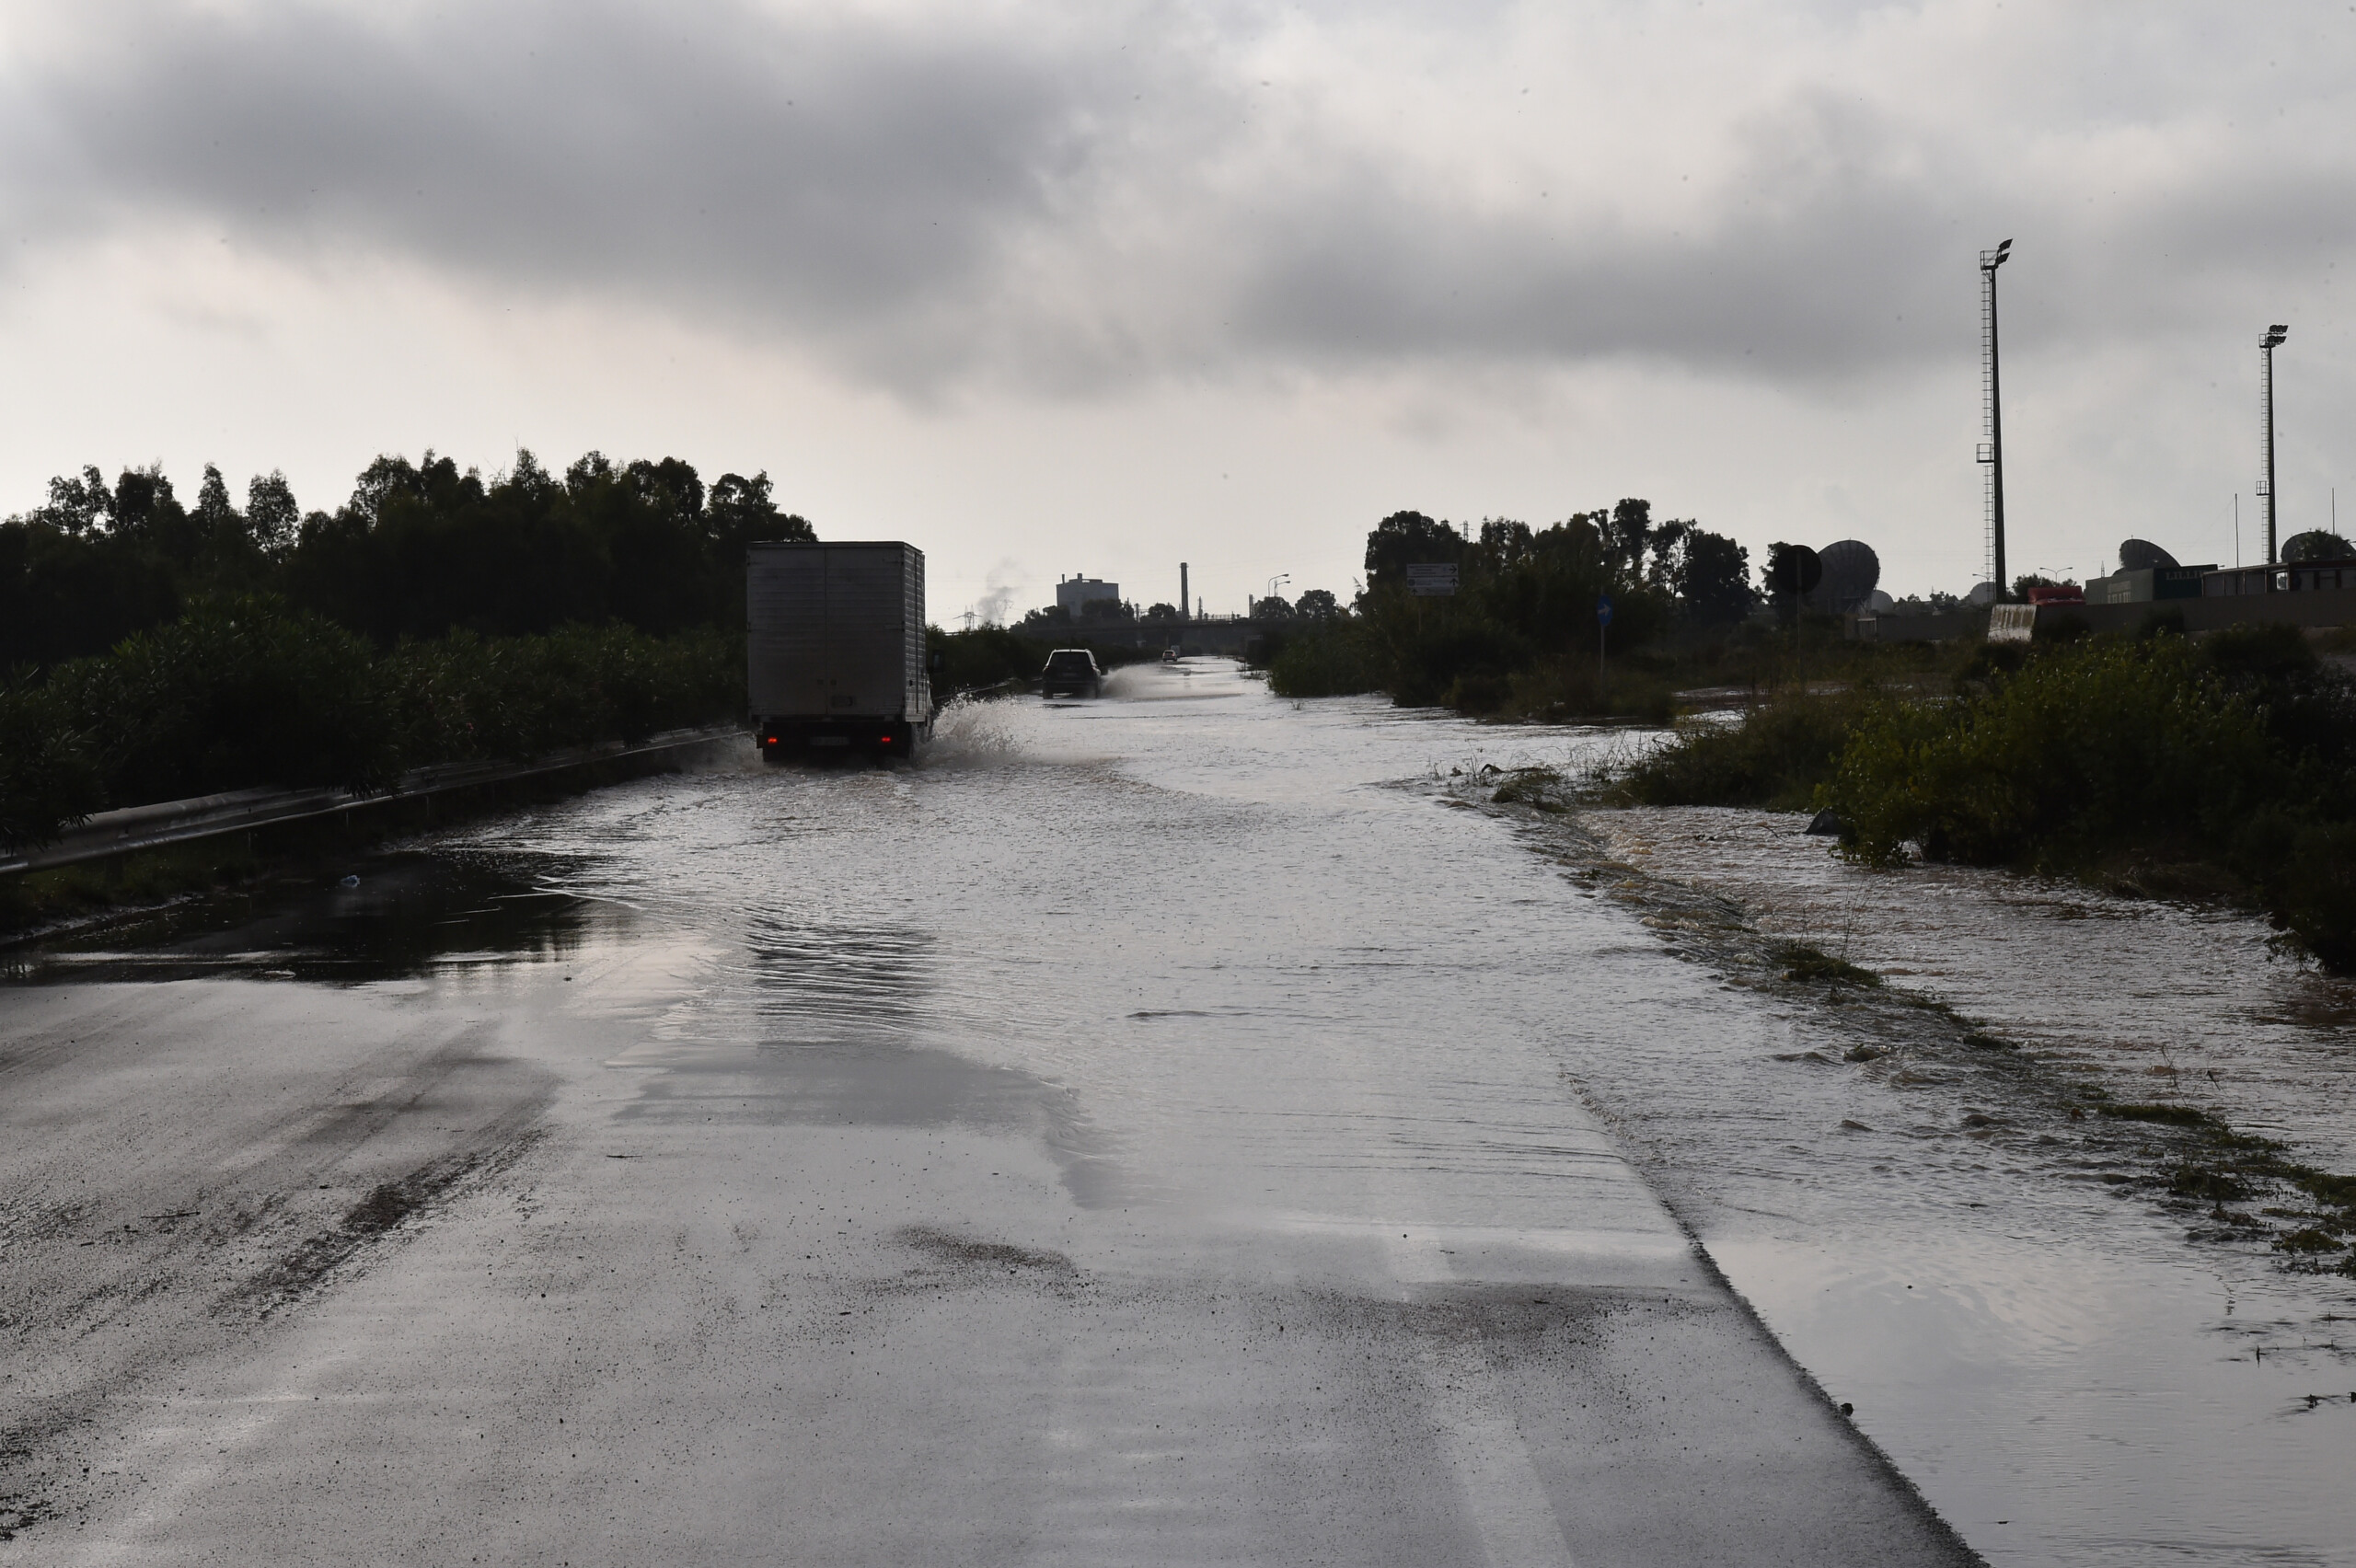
[3,852,606,985]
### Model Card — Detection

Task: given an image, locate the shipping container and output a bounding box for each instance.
[747,542,933,760]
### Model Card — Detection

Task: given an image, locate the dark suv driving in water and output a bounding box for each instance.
[1040,648,1103,698]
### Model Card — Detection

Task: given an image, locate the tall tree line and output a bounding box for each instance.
[0,449,814,667]
[1267,502,1757,710]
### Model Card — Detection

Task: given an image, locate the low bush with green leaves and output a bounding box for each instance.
[1625,624,2356,970]
[0,670,104,853]
[1825,635,2278,868]
[44,598,397,805]
[1623,690,1877,810]
[385,623,737,764]
[1265,620,1382,699]
[0,597,743,853]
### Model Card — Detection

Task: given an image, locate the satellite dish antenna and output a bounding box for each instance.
[1778,545,1823,599]
[1814,540,1881,611]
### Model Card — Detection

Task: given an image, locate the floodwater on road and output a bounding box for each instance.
[1558,801,2356,1568]
[2,658,2349,1564]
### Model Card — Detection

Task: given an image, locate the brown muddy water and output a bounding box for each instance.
[10,660,2350,1565]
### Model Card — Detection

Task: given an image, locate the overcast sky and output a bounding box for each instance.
[4,0,2353,615]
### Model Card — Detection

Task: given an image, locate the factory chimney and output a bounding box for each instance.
[1180,563,1189,623]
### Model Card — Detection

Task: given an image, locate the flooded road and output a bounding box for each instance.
[1557,802,2356,1568]
[2,659,2341,1562]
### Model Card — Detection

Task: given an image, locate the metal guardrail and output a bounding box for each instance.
[0,725,747,876]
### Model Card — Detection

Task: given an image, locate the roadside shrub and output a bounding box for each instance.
[1623,691,1871,810]
[385,624,739,764]
[2198,623,2356,767]
[1268,619,1380,698]
[2270,821,2356,971]
[1603,628,2356,970]
[928,627,1039,697]
[1825,637,2274,868]
[1367,617,1530,708]
[1503,660,1677,725]
[0,669,103,850]
[1952,640,2027,689]
[0,606,741,843]
[44,596,397,804]
[2200,620,2316,687]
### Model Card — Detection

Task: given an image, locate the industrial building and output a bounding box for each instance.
[2205,560,2356,596]
[1055,575,1121,615]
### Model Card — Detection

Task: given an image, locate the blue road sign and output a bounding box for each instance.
[1596,594,1613,628]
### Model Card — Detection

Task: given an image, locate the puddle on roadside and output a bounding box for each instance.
[1582,804,2356,1174]
[0,852,612,985]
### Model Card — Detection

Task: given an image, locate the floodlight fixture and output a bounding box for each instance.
[1981,238,2013,271]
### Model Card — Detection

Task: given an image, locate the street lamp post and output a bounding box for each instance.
[1977,239,2013,599]
[2261,324,2289,564]
[1262,574,1288,617]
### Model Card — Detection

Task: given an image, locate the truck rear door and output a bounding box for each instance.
[825,548,906,718]
[747,548,830,718]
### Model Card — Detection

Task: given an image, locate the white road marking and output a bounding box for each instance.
[1383,1232,1577,1568]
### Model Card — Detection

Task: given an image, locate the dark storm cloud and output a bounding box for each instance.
[8,2,2356,393]
[1233,77,2356,379]
[1230,93,1966,375]
[6,1,1156,382]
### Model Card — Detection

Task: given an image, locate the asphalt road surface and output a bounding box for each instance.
[1,668,1979,1565]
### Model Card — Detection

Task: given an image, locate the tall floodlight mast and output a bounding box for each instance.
[1976,239,2013,597]
[2260,325,2289,564]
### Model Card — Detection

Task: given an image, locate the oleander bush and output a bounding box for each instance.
[0,668,104,854]
[1824,635,2277,867]
[0,598,743,852]
[42,597,398,807]
[383,622,739,765]
[1619,623,2356,970]
[1265,618,1384,700]
[1621,690,1877,811]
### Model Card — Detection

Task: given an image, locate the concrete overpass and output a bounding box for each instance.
[1088,617,1299,658]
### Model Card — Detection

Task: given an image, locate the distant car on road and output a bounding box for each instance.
[1161,647,1180,663]
[1040,649,1103,698]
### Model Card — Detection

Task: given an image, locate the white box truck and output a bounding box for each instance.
[747,541,934,760]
